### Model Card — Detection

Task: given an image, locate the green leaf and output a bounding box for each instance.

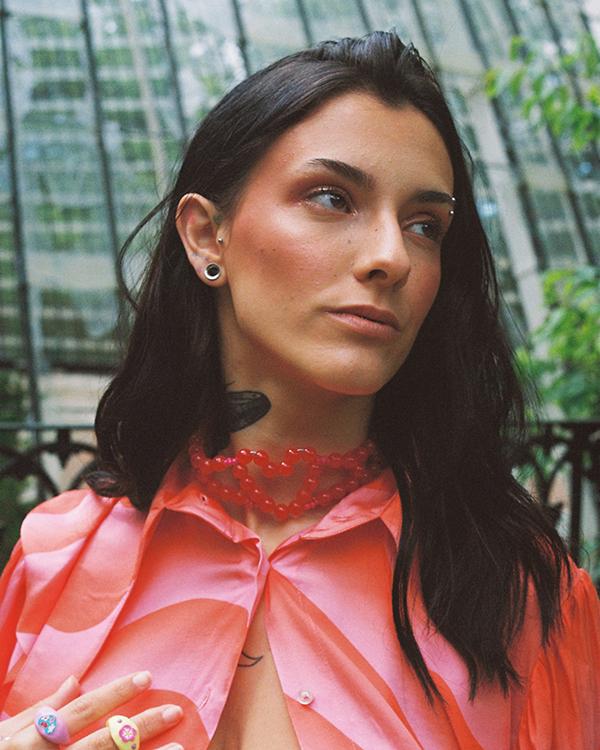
[522,96,539,119]
[581,33,600,78]
[522,267,600,419]
[509,36,526,60]
[484,69,500,97]
[532,72,547,97]
[560,53,577,72]
[586,82,600,107]
[508,68,526,98]
[485,33,600,153]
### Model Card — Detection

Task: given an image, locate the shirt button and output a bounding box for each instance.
[297,689,313,705]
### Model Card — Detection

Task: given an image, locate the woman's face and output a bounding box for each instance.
[215,91,454,399]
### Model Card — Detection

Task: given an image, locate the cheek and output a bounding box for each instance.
[413,262,442,321]
[229,214,341,288]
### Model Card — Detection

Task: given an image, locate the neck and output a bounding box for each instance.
[225,384,375,462]
[190,435,383,550]
[189,387,381,544]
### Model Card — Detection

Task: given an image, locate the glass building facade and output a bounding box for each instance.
[1,0,599,422]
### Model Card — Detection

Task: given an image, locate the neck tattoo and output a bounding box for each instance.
[227,391,271,432]
[188,438,384,521]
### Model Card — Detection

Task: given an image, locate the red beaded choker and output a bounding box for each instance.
[188,438,384,521]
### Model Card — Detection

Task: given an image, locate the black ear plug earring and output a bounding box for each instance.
[204,263,222,281]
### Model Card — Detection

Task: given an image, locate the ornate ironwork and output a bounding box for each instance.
[0,423,97,563]
[0,423,97,497]
[513,421,600,565]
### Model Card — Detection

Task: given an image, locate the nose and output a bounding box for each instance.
[352,214,411,287]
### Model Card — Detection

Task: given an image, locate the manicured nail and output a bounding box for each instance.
[162,705,183,724]
[132,671,152,688]
[59,675,77,691]
[54,675,80,702]
[160,744,183,750]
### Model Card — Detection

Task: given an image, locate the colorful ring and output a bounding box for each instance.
[33,706,70,745]
[106,716,140,750]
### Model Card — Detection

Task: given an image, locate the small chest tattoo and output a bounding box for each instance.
[238,650,264,668]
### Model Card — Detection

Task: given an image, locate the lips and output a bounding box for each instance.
[330,305,400,331]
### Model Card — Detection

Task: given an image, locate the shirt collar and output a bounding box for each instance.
[145,454,401,550]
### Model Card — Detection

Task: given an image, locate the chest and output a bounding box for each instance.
[30,506,528,750]
[207,596,302,750]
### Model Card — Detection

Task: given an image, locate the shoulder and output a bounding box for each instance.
[517,564,600,748]
[4,489,147,636]
[562,562,599,613]
[545,563,600,656]
[530,562,600,678]
[19,489,128,555]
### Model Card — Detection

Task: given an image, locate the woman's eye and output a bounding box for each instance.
[405,218,444,242]
[307,188,351,213]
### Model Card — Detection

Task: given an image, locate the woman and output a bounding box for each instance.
[1,31,599,750]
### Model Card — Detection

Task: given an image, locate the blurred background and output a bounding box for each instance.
[0,0,599,574]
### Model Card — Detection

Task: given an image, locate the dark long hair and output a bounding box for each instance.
[89,31,569,701]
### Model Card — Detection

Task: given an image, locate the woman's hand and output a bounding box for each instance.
[0,671,183,749]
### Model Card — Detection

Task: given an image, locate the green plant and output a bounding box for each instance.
[485,36,600,577]
[485,33,600,152]
[514,270,599,579]
[518,267,600,420]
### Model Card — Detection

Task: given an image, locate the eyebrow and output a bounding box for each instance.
[412,189,455,207]
[305,158,453,206]
[306,158,375,190]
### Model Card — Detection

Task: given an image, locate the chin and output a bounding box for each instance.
[317,368,401,398]
[276,349,406,398]
[333,382,393,397]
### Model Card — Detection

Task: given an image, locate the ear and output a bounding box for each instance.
[176,193,227,286]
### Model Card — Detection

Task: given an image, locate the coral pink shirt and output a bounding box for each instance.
[1,458,599,748]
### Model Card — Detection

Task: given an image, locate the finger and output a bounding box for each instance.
[0,672,154,750]
[0,676,80,738]
[57,672,154,737]
[68,704,184,750]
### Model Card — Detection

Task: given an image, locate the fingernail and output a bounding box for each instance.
[160,744,183,750]
[60,675,77,690]
[132,671,152,688]
[55,675,80,701]
[162,705,183,724]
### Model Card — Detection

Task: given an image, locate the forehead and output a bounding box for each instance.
[244,91,454,195]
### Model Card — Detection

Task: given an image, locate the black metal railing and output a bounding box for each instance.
[513,421,600,566]
[0,423,97,566]
[1,421,599,571]
[0,423,98,497]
